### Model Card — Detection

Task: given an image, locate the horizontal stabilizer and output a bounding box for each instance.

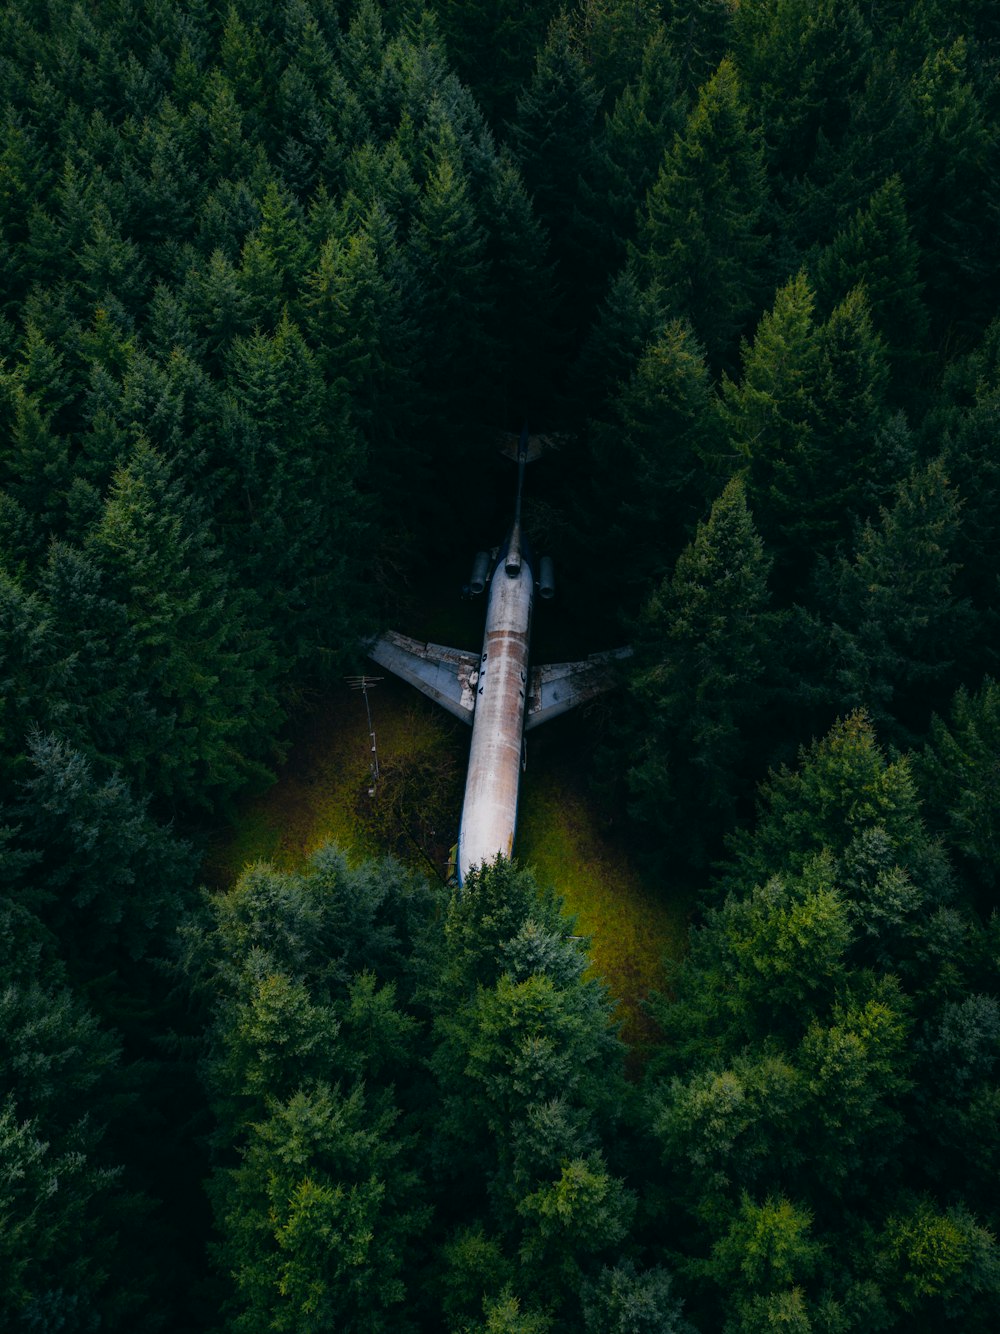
[495,430,563,462]
[526,647,632,730]
[368,631,478,723]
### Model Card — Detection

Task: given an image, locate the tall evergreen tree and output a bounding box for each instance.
[84,440,281,804]
[224,311,367,674]
[812,175,929,389]
[405,120,497,484]
[627,476,774,865]
[509,13,601,336]
[813,458,969,738]
[722,273,890,592]
[633,57,768,368]
[915,677,1000,901]
[662,0,734,95]
[434,0,563,124]
[575,24,686,287]
[576,316,724,604]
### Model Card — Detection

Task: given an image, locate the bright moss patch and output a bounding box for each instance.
[517,734,692,1048]
[205,677,467,884]
[207,680,689,1047]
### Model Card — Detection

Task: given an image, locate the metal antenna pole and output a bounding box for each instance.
[345,675,383,793]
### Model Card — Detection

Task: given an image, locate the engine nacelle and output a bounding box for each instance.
[469,550,491,594]
[538,554,555,599]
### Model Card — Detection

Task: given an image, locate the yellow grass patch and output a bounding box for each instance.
[517,748,691,1048]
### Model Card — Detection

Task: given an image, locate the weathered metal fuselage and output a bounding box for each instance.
[456,550,534,883]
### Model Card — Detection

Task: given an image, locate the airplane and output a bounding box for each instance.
[368,428,630,884]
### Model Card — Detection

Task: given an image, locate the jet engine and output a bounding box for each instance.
[538,555,555,599]
[469,550,491,594]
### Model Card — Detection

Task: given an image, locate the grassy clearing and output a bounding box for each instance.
[517,737,692,1048]
[206,679,691,1048]
[204,678,467,886]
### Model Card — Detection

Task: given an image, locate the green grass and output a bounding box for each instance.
[206,679,691,1048]
[517,746,692,1047]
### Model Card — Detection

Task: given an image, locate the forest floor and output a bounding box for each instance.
[205,668,691,1050]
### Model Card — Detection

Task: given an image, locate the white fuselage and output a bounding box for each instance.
[456,555,534,883]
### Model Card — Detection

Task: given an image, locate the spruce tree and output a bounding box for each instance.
[576,316,725,603]
[509,13,601,331]
[627,476,774,865]
[814,458,968,737]
[84,440,281,804]
[575,24,686,286]
[634,57,768,368]
[812,175,929,389]
[723,273,890,592]
[662,0,735,95]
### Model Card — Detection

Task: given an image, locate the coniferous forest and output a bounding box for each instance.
[3,0,1000,1329]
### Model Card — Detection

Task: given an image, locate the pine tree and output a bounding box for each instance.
[40,540,162,775]
[815,459,969,737]
[733,0,872,180]
[916,677,1000,897]
[84,440,281,804]
[575,24,686,285]
[570,262,671,422]
[627,476,774,864]
[571,0,663,108]
[10,731,197,971]
[482,151,556,419]
[0,897,148,1330]
[434,0,562,123]
[303,214,423,542]
[509,13,601,331]
[577,316,725,602]
[187,845,438,1333]
[723,273,890,592]
[225,312,367,674]
[662,0,735,95]
[812,175,929,388]
[634,57,768,368]
[405,121,497,474]
[907,37,1000,337]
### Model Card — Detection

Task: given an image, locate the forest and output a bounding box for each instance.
[1,0,1000,1329]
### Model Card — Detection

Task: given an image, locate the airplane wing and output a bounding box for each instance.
[368,631,479,724]
[526,647,632,730]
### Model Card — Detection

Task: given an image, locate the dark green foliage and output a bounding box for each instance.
[574,316,725,601]
[7,732,196,970]
[574,24,687,294]
[188,846,438,1332]
[422,858,635,1327]
[662,0,735,95]
[812,459,969,737]
[1,0,999,1327]
[186,849,654,1332]
[722,272,891,592]
[626,476,774,864]
[812,175,930,390]
[0,898,152,1331]
[434,0,562,124]
[633,57,769,369]
[916,678,1000,898]
[84,440,282,803]
[733,0,872,179]
[643,712,998,1329]
[509,13,601,336]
